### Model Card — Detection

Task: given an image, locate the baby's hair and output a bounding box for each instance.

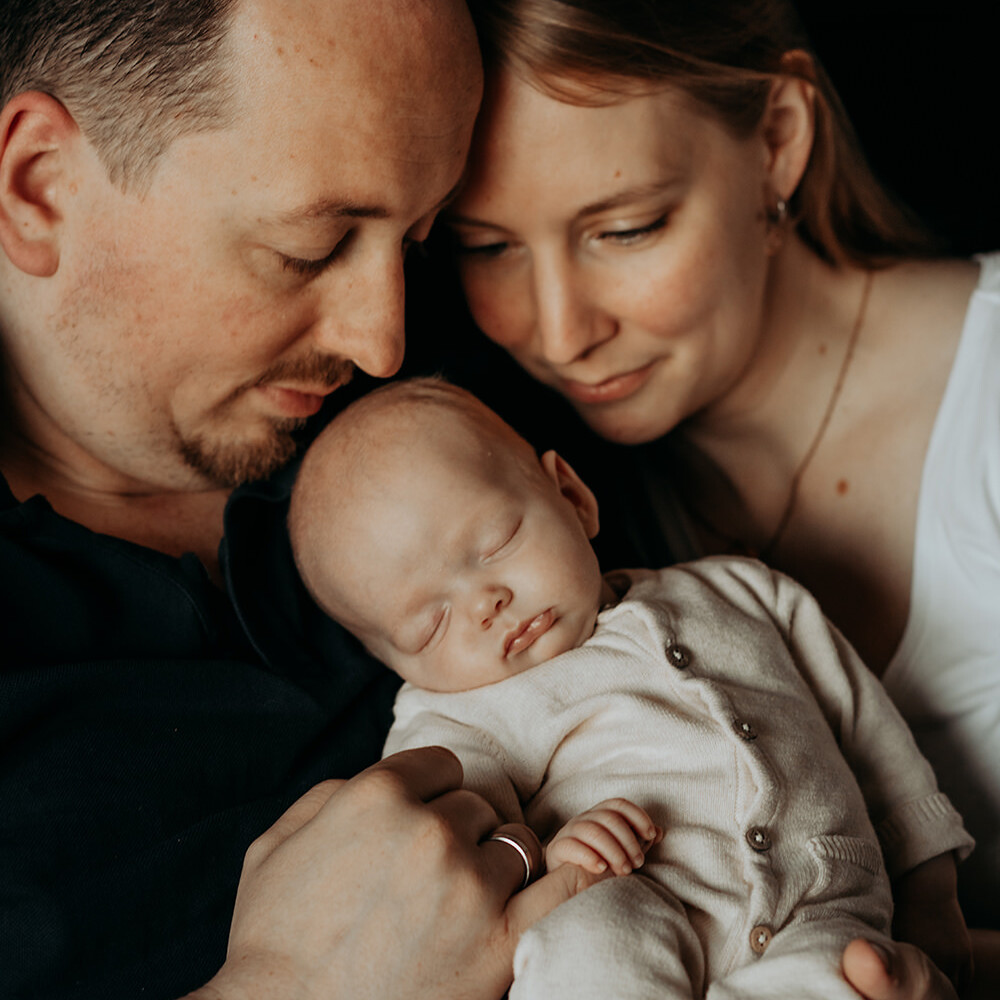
[289,377,539,611]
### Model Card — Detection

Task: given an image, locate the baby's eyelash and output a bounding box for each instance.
[485,519,522,559]
[417,608,448,653]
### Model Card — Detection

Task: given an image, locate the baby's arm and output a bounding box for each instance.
[546,798,662,876]
[761,565,974,989]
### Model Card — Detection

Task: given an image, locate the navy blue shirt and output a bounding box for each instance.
[0,463,399,1000]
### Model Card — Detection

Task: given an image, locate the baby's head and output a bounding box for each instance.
[289,378,606,692]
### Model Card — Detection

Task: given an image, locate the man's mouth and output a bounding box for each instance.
[255,384,338,418]
[504,609,555,657]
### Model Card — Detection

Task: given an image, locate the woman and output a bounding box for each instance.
[444,0,999,991]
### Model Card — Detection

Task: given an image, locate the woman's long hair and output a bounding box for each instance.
[468,0,936,267]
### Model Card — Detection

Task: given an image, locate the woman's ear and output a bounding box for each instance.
[539,449,600,539]
[761,50,817,205]
[0,92,79,277]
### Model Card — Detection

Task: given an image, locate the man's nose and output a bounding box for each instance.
[309,251,406,378]
[533,255,616,366]
[473,585,513,629]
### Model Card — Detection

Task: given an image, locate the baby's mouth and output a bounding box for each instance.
[504,609,555,657]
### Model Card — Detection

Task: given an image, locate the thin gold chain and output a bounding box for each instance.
[685,269,875,560]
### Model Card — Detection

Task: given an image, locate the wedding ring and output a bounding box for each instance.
[486,831,535,890]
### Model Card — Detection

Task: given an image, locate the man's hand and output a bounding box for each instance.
[545,798,661,876]
[185,747,602,1000]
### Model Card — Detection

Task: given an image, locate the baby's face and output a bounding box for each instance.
[323,417,605,692]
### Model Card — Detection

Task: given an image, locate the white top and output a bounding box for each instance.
[386,559,972,981]
[880,253,1000,923]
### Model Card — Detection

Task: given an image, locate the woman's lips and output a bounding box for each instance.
[504,609,555,657]
[557,360,657,405]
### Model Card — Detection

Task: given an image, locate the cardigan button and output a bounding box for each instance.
[668,644,691,669]
[732,719,758,741]
[749,924,773,954]
[746,827,771,852]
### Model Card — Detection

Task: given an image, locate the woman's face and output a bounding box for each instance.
[448,71,779,444]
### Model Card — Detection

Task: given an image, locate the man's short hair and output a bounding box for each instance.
[2,0,238,192]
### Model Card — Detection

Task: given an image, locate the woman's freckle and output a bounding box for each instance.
[614,169,622,179]
[836,479,849,496]
[818,343,828,356]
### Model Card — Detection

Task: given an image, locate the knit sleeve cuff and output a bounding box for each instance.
[877,792,975,879]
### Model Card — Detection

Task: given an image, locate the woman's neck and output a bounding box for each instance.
[673,239,875,548]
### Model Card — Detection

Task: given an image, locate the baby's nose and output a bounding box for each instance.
[476,586,512,628]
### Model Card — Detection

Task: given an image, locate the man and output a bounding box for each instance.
[0,2,592,998]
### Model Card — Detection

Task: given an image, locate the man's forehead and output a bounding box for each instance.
[229,0,482,121]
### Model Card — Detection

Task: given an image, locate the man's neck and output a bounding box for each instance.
[1,448,230,582]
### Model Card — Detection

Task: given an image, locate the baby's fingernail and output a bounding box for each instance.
[631,853,644,867]
[620,864,632,875]
[595,861,607,872]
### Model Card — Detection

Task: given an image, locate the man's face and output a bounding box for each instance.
[318,407,605,693]
[1,0,481,490]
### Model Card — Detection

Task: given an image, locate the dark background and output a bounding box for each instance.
[800,1,996,255]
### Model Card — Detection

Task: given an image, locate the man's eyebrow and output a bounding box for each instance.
[273,182,464,225]
[445,180,677,229]
[273,200,389,224]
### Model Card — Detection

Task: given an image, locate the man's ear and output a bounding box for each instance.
[760,51,817,205]
[539,449,600,540]
[0,92,80,277]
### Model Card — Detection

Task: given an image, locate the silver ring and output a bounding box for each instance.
[486,832,534,890]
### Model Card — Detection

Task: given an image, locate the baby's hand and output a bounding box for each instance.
[545,798,662,876]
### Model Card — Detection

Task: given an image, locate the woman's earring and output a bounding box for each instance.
[765,195,789,254]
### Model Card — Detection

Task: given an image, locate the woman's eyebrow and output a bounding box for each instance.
[444,180,678,229]
[576,180,678,218]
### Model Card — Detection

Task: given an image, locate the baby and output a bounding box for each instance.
[289,377,973,999]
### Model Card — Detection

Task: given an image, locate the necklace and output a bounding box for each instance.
[684,269,875,560]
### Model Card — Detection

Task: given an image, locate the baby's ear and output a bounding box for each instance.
[540,450,599,539]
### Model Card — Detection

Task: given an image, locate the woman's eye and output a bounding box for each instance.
[453,240,510,259]
[597,215,668,246]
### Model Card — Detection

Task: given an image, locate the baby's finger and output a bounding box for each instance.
[579,811,647,869]
[568,819,638,874]
[548,837,614,875]
[590,798,659,842]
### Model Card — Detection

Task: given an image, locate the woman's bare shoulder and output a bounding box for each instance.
[876,257,981,339]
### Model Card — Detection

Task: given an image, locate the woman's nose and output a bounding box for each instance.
[533,258,616,366]
[474,585,512,629]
